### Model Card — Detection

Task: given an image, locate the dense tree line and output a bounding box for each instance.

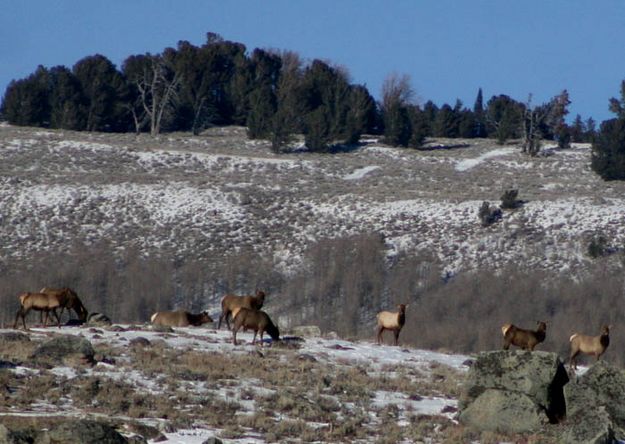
[0,32,598,153]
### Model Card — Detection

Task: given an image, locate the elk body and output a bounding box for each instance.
[232,308,280,346]
[218,290,266,330]
[40,287,88,323]
[150,310,213,327]
[376,304,407,346]
[569,325,611,370]
[14,292,62,330]
[501,321,547,351]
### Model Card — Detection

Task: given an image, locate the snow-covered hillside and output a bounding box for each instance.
[1,124,624,276]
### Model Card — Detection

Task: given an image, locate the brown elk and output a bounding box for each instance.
[376,304,407,346]
[232,308,280,346]
[218,289,266,330]
[14,292,62,330]
[40,287,88,323]
[150,310,213,327]
[569,325,611,370]
[501,321,547,351]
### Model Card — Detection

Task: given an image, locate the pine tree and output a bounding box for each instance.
[73,54,129,132]
[49,66,87,130]
[591,118,625,180]
[473,88,487,137]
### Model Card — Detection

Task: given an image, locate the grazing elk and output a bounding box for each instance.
[14,292,62,330]
[150,310,213,327]
[40,287,88,323]
[376,304,407,346]
[569,325,611,370]
[501,321,547,351]
[218,289,266,330]
[232,308,280,346]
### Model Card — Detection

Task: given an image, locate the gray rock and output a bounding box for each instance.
[201,438,224,444]
[560,384,614,444]
[289,325,321,337]
[565,361,625,440]
[459,350,569,434]
[0,332,30,343]
[460,350,568,422]
[0,419,128,444]
[459,388,546,433]
[45,419,128,444]
[30,334,95,367]
[87,312,112,327]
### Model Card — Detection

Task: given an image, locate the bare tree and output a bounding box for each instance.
[130,54,181,136]
[521,91,570,156]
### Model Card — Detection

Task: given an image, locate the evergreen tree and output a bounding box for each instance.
[246,49,281,139]
[433,102,460,137]
[570,114,585,143]
[49,66,87,130]
[408,106,428,148]
[473,88,487,137]
[270,50,304,153]
[486,95,523,144]
[591,118,625,180]
[1,66,52,127]
[73,54,129,132]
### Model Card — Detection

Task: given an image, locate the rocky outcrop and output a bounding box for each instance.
[459,350,569,434]
[0,418,129,443]
[563,360,625,443]
[30,334,95,367]
[459,351,625,442]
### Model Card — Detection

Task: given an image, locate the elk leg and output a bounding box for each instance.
[376,326,384,345]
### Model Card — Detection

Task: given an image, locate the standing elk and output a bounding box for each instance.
[218,289,266,330]
[501,321,547,351]
[376,304,407,346]
[14,292,62,330]
[569,325,611,370]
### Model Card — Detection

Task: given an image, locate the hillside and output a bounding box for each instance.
[0,324,472,443]
[1,123,623,279]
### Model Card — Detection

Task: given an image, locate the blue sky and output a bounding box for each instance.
[2,1,625,123]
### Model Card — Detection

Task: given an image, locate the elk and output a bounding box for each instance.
[40,287,88,323]
[501,321,547,351]
[569,325,611,370]
[376,304,407,346]
[150,310,213,327]
[232,308,280,346]
[218,289,266,330]
[14,292,62,330]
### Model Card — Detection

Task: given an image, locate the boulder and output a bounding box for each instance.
[0,332,30,343]
[561,381,614,443]
[30,334,95,367]
[87,312,112,327]
[289,325,321,338]
[459,350,569,434]
[459,388,545,433]
[45,419,129,444]
[564,360,625,441]
[0,418,129,444]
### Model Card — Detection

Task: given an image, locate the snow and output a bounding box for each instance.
[343,165,380,180]
[455,147,516,171]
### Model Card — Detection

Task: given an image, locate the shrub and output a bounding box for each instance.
[500,189,523,210]
[478,201,502,227]
[587,234,609,258]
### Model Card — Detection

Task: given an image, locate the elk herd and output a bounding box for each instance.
[10,288,614,370]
